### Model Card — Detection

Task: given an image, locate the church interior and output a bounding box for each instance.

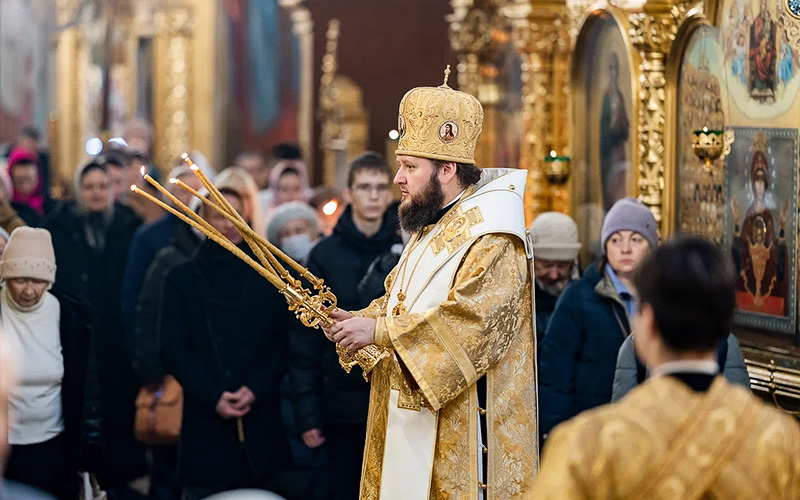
[4,0,800,421]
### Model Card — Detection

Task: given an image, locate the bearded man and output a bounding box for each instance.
[324,69,539,500]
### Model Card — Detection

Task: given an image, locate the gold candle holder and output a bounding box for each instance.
[692,127,734,173]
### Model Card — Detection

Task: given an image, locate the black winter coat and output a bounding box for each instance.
[40,290,91,491]
[132,223,201,385]
[538,262,630,438]
[289,205,401,432]
[45,203,145,485]
[160,240,292,489]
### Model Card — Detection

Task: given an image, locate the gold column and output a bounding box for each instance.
[153,5,194,170]
[628,0,691,234]
[280,0,315,167]
[54,23,82,186]
[505,0,570,224]
[448,1,497,165]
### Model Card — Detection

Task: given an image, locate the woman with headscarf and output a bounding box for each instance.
[262,160,312,221]
[1,227,91,499]
[45,161,145,496]
[7,148,59,226]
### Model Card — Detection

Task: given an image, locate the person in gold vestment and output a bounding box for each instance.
[323,69,539,500]
[529,236,800,500]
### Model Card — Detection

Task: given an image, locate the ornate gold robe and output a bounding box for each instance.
[529,376,800,500]
[356,233,538,500]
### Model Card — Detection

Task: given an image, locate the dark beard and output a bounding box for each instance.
[398,171,444,233]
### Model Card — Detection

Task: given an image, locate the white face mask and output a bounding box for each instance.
[282,233,315,264]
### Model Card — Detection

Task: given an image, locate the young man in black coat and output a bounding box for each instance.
[160,189,292,500]
[289,152,399,500]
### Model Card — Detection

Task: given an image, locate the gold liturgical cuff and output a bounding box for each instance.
[374,316,392,348]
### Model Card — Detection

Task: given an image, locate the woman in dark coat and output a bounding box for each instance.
[45,161,144,493]
[160,189,291,500]
[538,198,658,440]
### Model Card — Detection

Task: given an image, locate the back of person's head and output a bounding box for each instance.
[101,149,132,170]
[634,236,735,352]
[347,151,392,187]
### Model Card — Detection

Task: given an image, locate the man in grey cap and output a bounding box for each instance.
[529,212,581,343]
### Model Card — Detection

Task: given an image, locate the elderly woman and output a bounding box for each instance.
[1,227,91,499]
[45,161,144,495]
[266,201,320,265]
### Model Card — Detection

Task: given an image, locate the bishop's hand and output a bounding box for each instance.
[330,317,377,351]
[323,309,354,340]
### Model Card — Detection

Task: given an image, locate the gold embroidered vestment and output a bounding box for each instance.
[357,233,538,500]
[529,376,800,500]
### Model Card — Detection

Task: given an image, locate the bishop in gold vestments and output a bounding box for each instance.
[327,71,538,500]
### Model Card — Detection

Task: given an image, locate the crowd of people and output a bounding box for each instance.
[0,122,403,500]
[0,117,796,500]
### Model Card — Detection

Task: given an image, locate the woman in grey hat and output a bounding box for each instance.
[538,197,657,442]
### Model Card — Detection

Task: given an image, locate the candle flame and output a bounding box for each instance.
[130,185,137,192]
[169,178,178,184]
[140,166,147,177]
[322,200,338,216]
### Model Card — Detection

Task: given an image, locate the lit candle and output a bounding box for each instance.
[130,185,285,290]
[169,177,288,277]
[140,168,220,239]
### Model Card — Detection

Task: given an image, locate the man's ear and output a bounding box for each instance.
[438,161,458,186]
[343,188,352,205]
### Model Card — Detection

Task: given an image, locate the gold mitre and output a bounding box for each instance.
[395,65,484,165]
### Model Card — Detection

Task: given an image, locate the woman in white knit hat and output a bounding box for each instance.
[1,227,91,499]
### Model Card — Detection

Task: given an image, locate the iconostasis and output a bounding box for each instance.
[563,0,800,410]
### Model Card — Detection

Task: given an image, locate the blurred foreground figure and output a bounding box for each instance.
[529,237,800,500]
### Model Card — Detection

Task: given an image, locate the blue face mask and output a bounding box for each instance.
[281,233,315,264]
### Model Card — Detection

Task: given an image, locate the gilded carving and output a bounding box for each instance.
[155,6,193,170]
[504,1,571,223]
[628,1,692,231]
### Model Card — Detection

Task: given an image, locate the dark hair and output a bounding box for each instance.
[130,151,151,165]
[19,126,41,141]
[101,150,131,169]
[79,162,108,182]
[432,160,482,187]
[633,236,735,352]
[279,167,299,180]
[347,151,392,187]
[270,143,302,161]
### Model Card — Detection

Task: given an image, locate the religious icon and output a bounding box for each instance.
[748,0,777,100]
[439,121,458,142]
[398,115,406,138]
[600,52,629,211]
[724,127,798,334]
[572,11,634,266]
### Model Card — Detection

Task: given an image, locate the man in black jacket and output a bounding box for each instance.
[289,152,399,500]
